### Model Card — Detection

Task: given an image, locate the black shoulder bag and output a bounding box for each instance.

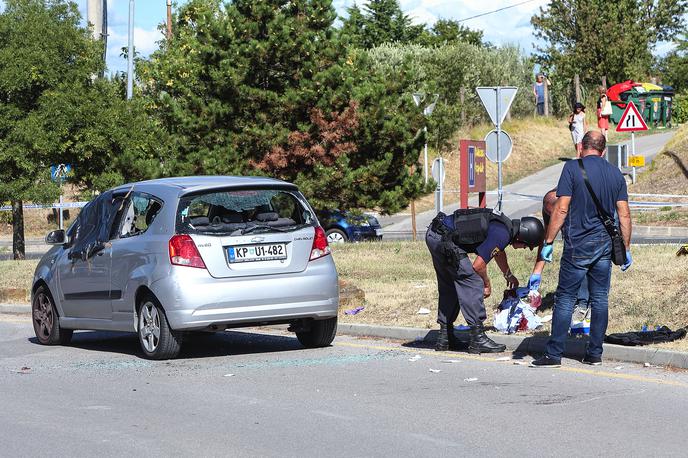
[577,159,628,266]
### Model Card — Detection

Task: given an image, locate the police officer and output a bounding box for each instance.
[426,208,545,353]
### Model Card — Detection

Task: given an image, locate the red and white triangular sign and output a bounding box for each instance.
[616,101,648,132]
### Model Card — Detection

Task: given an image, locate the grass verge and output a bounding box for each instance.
[332,241,688,350]
[629,124,688,226]
[409,116,574,214]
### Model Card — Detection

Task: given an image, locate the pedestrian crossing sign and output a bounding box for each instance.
[616,101,648,132]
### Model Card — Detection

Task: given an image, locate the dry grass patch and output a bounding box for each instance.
[0,259,37,302]
[333,241,688,350]
[409,116,574,214]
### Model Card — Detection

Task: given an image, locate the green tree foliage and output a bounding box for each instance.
[532,0,687,87]
[367,43,533,152]
[29,79,167,191]
[140,0,426,214]
[0,0,102,258]
[658,36,688,92]
[340,2,484,48]
[416,19,485,47]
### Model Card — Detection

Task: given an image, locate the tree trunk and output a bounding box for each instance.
[12,200,25,260]
[574,74,581,103]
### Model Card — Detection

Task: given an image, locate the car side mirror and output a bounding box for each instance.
[46,230,67,245]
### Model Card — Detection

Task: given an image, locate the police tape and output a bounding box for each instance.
[0,202,89,212]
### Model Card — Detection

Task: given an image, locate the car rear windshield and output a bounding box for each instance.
[176,188,315,235]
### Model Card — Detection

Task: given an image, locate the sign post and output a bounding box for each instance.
[431,157,446,213]
[476,86,518,210]
[50,164,72,229]
[615,101,648,183]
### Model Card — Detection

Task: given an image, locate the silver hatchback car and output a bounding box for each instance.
[32,176,339,359]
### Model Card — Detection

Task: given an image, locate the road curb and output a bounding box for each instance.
[337,323,688,369]
[0,303,30,314]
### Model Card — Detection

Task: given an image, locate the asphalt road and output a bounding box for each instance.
[2,314,688,457]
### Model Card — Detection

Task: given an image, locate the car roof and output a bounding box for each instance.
[112,176,297,197]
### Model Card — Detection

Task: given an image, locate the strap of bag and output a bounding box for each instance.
[576,159,617,236]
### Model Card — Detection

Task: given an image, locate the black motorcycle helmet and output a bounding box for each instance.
[511,217,545,249]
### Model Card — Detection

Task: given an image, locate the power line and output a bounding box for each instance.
[457,0,539,23]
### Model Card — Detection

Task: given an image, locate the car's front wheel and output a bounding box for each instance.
[296,317,338,348]
[138,296,182,360]
[32,285,73,345]
[326,228,348,244]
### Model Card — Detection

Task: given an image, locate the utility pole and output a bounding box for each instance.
[166,0,173,40]
[127,0,135,100]
[88,0,107,71]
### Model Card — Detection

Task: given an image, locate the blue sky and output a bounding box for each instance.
[0,0,677,75]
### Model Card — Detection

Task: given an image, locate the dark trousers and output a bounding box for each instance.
[536,102,545,115]
[425,228,486,326]
[545,236,612,360]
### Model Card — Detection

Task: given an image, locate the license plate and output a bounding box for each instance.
[227,243,287,263]
[375,228,384,236]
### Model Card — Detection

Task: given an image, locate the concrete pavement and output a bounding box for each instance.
[1,315,688,457]
[382,131,677,233]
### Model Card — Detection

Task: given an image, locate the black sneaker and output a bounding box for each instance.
[582,354,602,366]
[530,355,561,368]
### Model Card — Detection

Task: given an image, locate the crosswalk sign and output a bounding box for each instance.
[616,101,648,132]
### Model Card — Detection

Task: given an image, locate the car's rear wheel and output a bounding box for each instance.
[138,296,182,360]
[326,228,348,244]
[32,285,73,345]
[296,317,338,348]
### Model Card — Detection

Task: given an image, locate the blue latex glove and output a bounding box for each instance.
[528,273,541,290]
[515,287,530,298]
[621,250,633,271]
[540,243,553,262]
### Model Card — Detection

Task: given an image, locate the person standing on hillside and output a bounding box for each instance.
[597,87,611,139]
[568,102,588,158]
[531,131,633,368]
[533,74,549,116]
[426,208,545,354]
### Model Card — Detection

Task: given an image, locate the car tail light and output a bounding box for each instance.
[169,234,207,269]
[310,226,331,261]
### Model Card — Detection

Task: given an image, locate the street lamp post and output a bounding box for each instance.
[412,93,439,184]
[126,0,135,100]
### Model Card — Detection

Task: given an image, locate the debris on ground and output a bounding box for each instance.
[606,327,687,346]
[513,361,529,366]
[463,377,478,382]
[428,369,442,373]
[223,373,235,377]
[11,366,31,374]
[344,306,365,316]
[614,366,624,370]
[416,307,431,315]
[495,357,511,361]
[408,355,422,362]
[644,362,662,368]
[493,290,543,333]
[676,244,688,256]
[441,359,462,364]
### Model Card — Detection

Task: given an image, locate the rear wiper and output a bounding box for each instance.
[239,224,289,235]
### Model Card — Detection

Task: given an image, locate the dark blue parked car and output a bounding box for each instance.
[318,209,384,243]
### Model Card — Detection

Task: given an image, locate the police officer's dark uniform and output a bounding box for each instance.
[426,208,545,353]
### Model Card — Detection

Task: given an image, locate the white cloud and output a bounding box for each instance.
[106,24,162,74]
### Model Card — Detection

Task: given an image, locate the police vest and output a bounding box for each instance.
[449,208,516,253]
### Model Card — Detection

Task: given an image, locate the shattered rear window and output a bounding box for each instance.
[176,188,315,235]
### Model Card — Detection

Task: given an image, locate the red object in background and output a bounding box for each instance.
[607,80,641,101]
[459,140,487,209]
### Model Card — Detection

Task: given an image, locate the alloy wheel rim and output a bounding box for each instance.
[33,292,54,341]
[327,232,345,243]
[139,302,160,353]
